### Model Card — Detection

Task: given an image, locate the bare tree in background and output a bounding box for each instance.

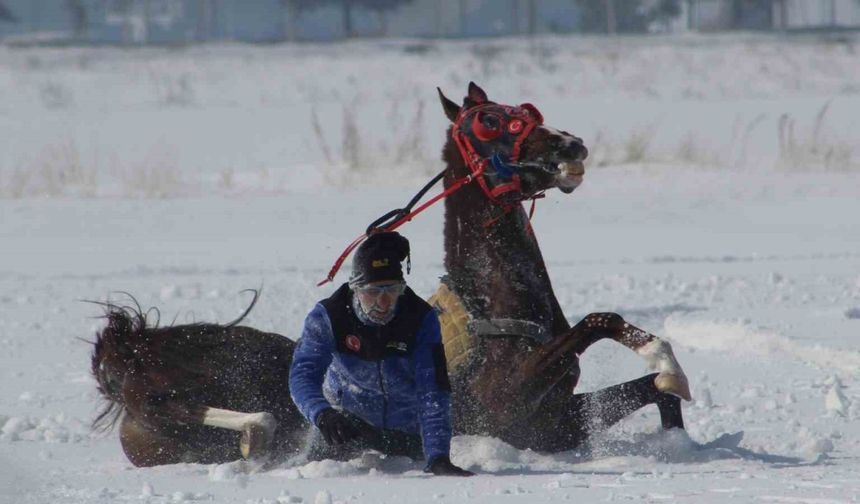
[317,0,414,38]
[65,0,88,40]
[105,0,135,45]
[527,0,537,35]
[775,0,787,30]
[730,0,775,30]
[281,0,325,41]
[605,0,616,34]
[339,0,354,37]
[355,0,415,37]
[196,0,213,42]
[578,0,680,33]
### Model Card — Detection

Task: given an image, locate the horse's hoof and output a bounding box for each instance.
[240,413,276,460]
[240,423,271,460]
[655,372,692,402]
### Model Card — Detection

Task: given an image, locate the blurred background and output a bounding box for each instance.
[2,1,860,44]
[0,1,858,198]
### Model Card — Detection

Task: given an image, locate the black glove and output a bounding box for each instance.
[315,408,360,445]
[424,455,474,477]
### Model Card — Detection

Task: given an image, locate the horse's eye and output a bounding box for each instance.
[480,114,501,130]
[472,112,504,141]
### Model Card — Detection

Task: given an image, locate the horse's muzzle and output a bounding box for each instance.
[557,161,585,193]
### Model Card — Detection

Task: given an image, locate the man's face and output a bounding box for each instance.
[354,280,406,324]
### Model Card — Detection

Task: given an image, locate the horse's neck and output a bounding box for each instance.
[441,150,568,334]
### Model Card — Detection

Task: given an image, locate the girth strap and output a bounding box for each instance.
[468,318,550,344]
[429,281,552,373]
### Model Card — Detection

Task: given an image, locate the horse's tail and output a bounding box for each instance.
[88,290,261,432]
[90,298,150,432]
[225,288,260,328]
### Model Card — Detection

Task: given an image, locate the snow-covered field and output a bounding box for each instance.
[2,34,860,503]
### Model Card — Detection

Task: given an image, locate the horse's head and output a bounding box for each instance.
[438,82,587,203]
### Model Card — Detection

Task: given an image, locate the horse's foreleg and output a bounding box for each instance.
[469,327,591,431]
[572,313,692,401]
[521,372,684,452]
[471,314,689,432]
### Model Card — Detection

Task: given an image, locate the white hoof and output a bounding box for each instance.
[637,338,692,401]
[655,372,692,402]
[240,413,277,460]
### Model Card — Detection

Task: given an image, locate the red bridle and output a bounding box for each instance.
[317,100,546,286]
[452,101,544,210]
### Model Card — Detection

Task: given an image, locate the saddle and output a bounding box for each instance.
[428,279,551,373]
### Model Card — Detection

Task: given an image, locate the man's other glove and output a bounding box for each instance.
[424,455,474,476]
[315,408,360,445]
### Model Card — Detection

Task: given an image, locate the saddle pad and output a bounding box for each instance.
[427,282,474,372]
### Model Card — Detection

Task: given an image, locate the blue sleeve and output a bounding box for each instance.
[413,310,453,463]
[289,303,335,425]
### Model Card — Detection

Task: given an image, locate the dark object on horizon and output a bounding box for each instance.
[578,0,681,33]
[281,0,415,39]
[326,0,416,37]
[0,0,17,23]
[65,0,88,39]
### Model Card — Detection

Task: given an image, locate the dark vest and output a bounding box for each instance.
[320,283,433,362]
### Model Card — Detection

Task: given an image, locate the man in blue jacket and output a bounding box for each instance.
[290,231,472,476]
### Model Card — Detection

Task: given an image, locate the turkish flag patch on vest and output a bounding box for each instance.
[345,334,362,352]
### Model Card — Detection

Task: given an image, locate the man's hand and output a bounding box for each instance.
[315,408,360,445]
[424,455,474,476]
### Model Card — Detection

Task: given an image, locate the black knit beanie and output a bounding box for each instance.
[349,231,411,286]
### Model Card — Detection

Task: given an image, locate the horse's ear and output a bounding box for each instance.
[437,87,460,122]
[467,82,488,104]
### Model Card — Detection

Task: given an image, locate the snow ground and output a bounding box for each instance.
[2,34,860,503]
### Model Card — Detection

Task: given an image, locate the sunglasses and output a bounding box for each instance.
[357,283,406,297]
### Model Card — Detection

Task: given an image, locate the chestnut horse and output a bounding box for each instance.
[90,292,305,466]
[90,84,691,467]
[431,83,691,451]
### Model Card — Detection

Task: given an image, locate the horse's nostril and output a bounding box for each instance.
[561,142,588,162]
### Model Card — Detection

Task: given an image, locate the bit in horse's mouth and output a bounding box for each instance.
[558,161,585,177]
[557,161,585,193]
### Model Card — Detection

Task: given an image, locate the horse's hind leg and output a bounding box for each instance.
[147,402,277,460]
[120,414,196,467]
[201,407,278,460]
[124,379,277,461]
[120,414,176,466]
[120,414,245,466]
[570,313,692,401]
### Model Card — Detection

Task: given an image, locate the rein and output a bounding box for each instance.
[317,100,547,286]
[316,167,481,286]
